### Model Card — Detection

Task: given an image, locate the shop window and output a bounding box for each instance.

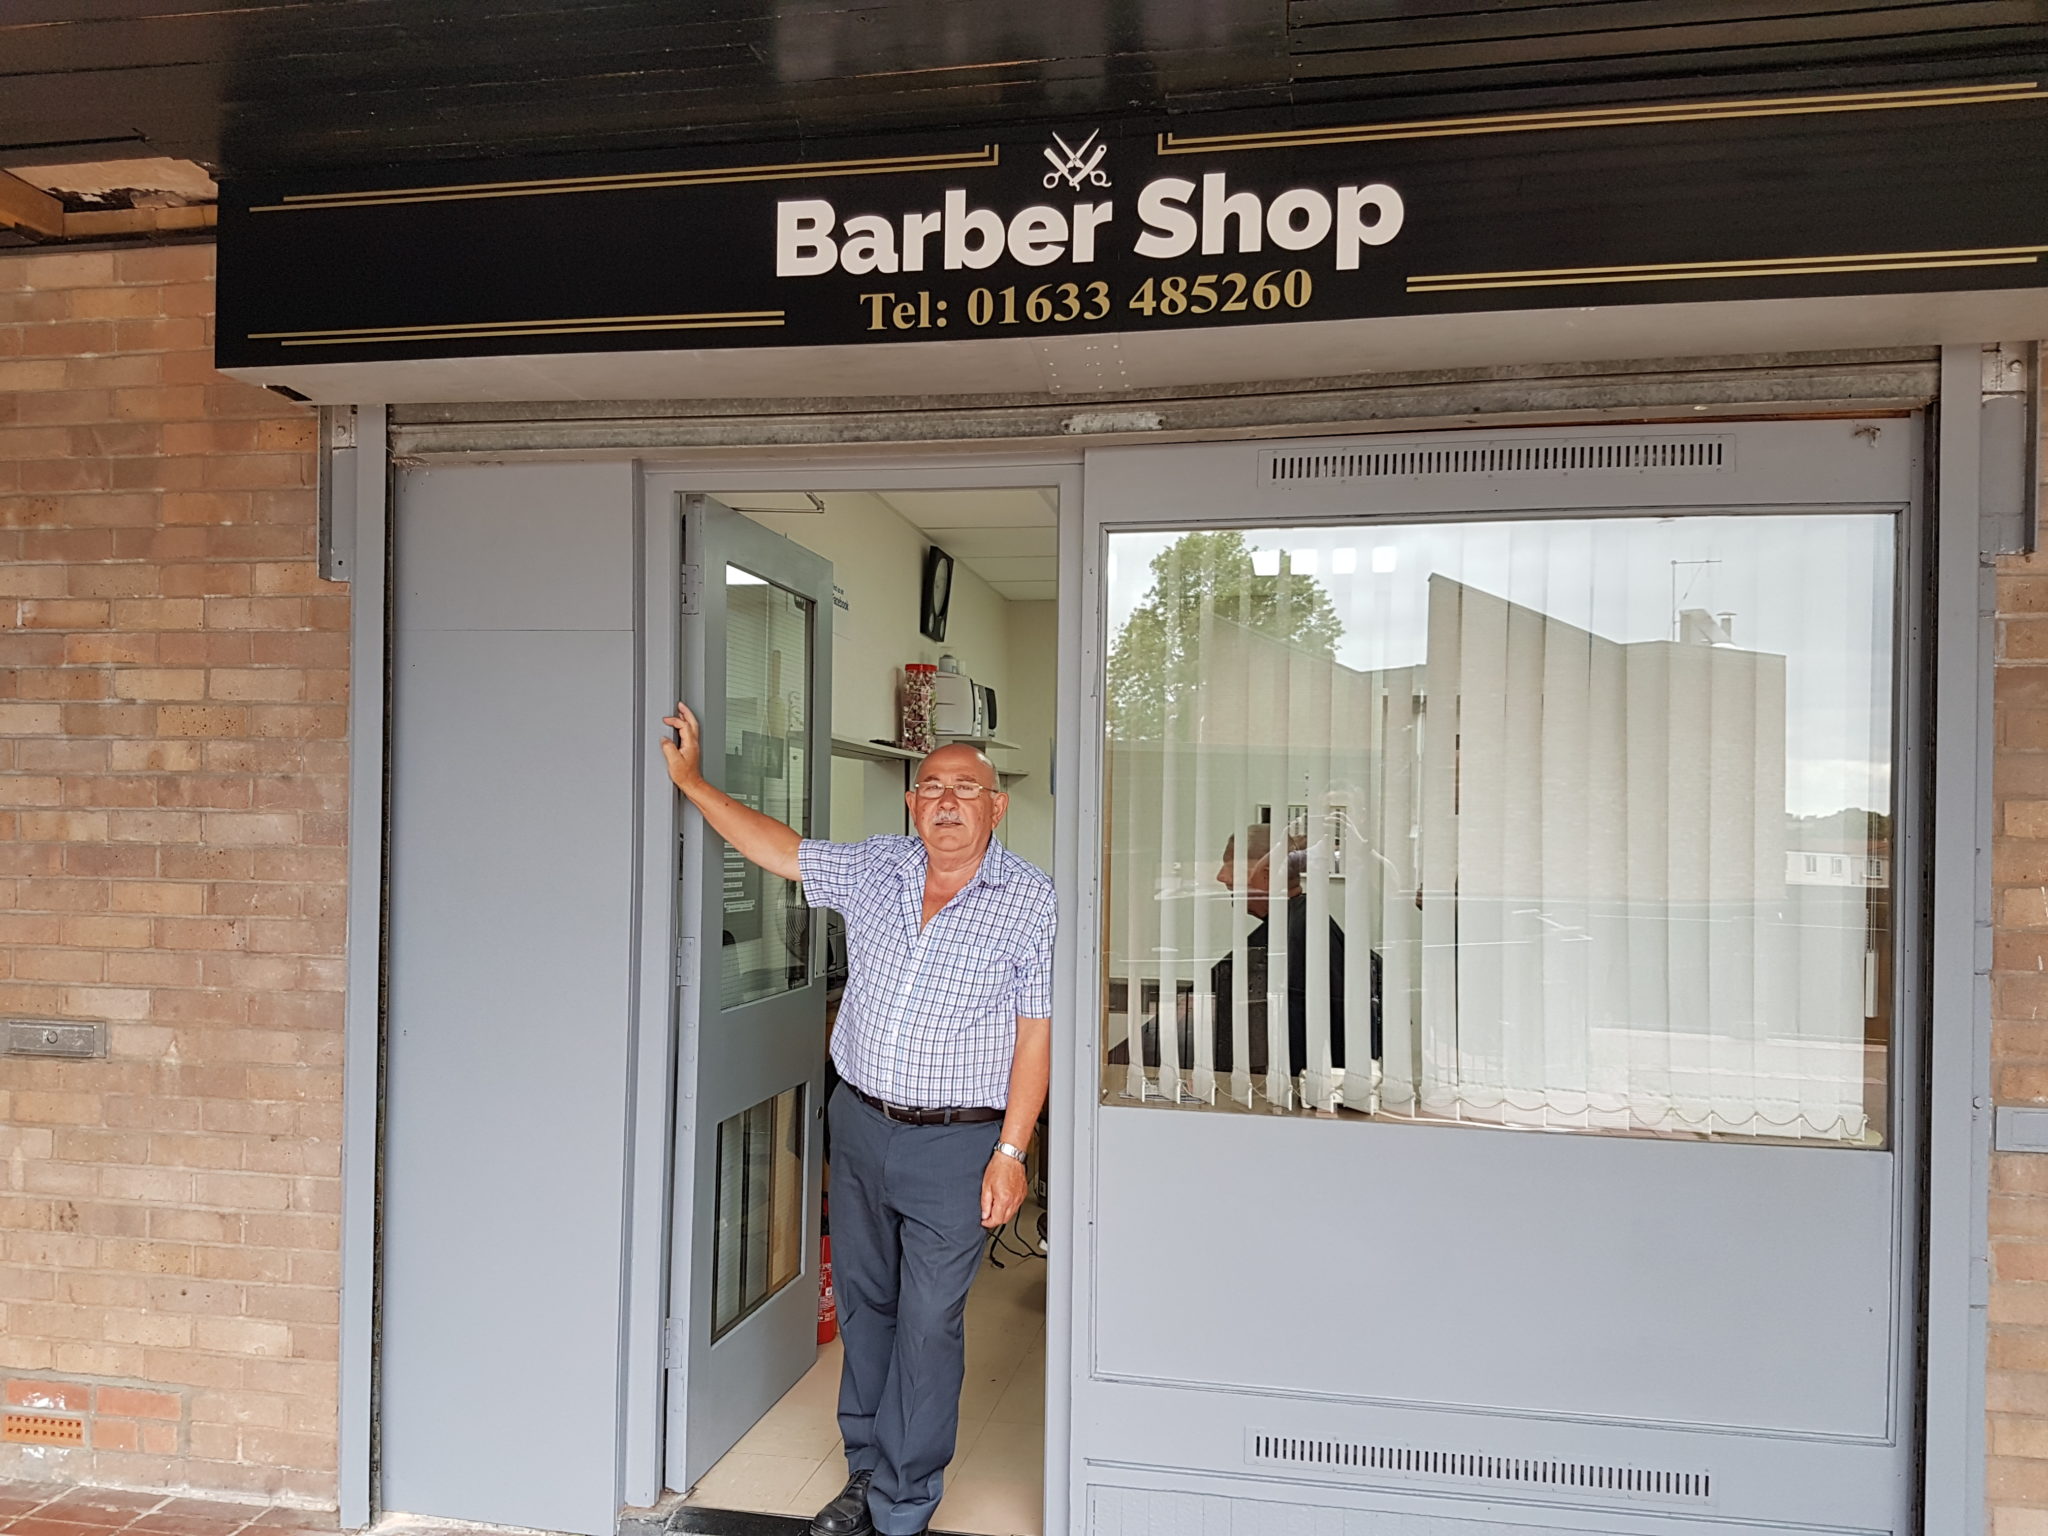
[1100,516,1894,1145]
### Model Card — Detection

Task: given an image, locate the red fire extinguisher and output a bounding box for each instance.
[818,1200,838,1345]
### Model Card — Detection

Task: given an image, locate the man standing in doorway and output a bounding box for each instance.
[662,704,1055,1536]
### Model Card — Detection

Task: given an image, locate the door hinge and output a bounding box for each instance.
[679,561,701,614]
[675,935,698,988]
[664,1317,684,1368]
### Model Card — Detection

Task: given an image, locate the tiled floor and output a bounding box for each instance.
[0,1486,337,1536]
[687,1217,1048,1536]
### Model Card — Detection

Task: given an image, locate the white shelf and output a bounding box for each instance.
[830,733,1030,783]
[830,735,922,764]
[831,729,1032,782]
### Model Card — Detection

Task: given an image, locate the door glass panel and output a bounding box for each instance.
[710,1085,806,1340]
[722,566,813,1009]
[1101,516,1895,1146]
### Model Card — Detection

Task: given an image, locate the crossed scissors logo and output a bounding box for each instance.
[1043,130,1111,191]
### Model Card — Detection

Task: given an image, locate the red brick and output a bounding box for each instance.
[5,1378,91,1411]
[16,321,116,358]
[67,632,159,665]
[112,317,206,353]
[114,247,214,285]
[92,1417,140,1451]
[96,1385,182,1420]
[66,286,165,321]
[21,252,119,288]
[18,599,109,630]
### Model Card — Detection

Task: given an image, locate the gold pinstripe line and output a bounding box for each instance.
[1407,244,2048,286]
[254,146,1001,213]
[252,311,788,346]
[1408,250,2044,294]
[1158,81,2041,155]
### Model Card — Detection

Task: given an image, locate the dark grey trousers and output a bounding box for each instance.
[827,1085,999,1535]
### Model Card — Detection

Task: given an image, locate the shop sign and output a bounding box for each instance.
[216,82,2048,367]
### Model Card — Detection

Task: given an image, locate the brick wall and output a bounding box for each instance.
[1998,542,2048,1531]
[0,245,344,1508]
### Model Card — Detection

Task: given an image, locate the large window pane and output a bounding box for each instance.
[1101,516,1894,1145]
[722,566,813,1009]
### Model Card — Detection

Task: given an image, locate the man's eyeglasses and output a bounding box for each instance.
[914,778,992,800]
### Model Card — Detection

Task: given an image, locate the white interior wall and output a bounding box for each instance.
[733,493,1056,869]
[1000,600,1057,871]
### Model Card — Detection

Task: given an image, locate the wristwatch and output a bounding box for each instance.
[995,1141,1029,1164]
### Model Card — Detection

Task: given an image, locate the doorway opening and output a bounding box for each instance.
[672,483,1060,1536]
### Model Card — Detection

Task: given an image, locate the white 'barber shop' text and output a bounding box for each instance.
[775,171,1405,278]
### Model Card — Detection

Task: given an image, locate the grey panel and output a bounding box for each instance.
[1093,1108,1894,1438]
[1086,417,1915,522]
[1086,1482,1870,1536]
[383,629,636,1532]
[1077,1372,1909,1533]
[381,458,639,1536]
[397,462,635,631]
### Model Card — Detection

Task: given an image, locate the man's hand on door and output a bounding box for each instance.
[659,700,803,879]
[661,701,704,791]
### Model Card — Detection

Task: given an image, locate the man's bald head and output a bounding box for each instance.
[914,741,999,788]
[906,742,1007,863]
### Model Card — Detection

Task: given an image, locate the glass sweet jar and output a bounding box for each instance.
[900,663,937,753]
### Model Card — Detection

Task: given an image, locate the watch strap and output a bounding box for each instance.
[995,1141,1028,1164]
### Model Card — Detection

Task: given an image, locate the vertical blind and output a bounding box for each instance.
[1103,515,1893,1145]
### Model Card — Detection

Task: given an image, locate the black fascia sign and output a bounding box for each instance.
[214,87,2048,368]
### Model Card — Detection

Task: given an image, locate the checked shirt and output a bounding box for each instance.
[798,834,1055,1110]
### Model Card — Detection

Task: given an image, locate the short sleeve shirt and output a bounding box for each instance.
[798,834,1055,1109]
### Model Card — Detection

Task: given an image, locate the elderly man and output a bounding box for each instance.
[662,703,1054,1536]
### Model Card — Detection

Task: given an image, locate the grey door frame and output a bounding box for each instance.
[336,369,1993,1533]
[627,457,1087,1522]
[1925,346,1996,1534]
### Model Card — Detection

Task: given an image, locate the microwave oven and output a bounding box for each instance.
[932,672,997,737]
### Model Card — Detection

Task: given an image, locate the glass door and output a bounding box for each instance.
[665,495,835,1493]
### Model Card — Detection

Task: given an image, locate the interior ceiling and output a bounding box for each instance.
[732,487,1058,602]
[880,488,1058,603]
[3,1,2044,179]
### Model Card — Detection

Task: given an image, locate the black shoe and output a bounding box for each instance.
[809,1468,874,1536]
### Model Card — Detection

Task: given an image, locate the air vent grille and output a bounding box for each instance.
[1264,437,1728,484]
[1248,1431,1711,1503]
[4,1411,85,1446]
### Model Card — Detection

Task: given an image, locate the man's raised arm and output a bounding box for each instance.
[660,702,802,881]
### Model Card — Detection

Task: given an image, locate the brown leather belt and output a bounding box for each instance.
[848,1084,1003,1126]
